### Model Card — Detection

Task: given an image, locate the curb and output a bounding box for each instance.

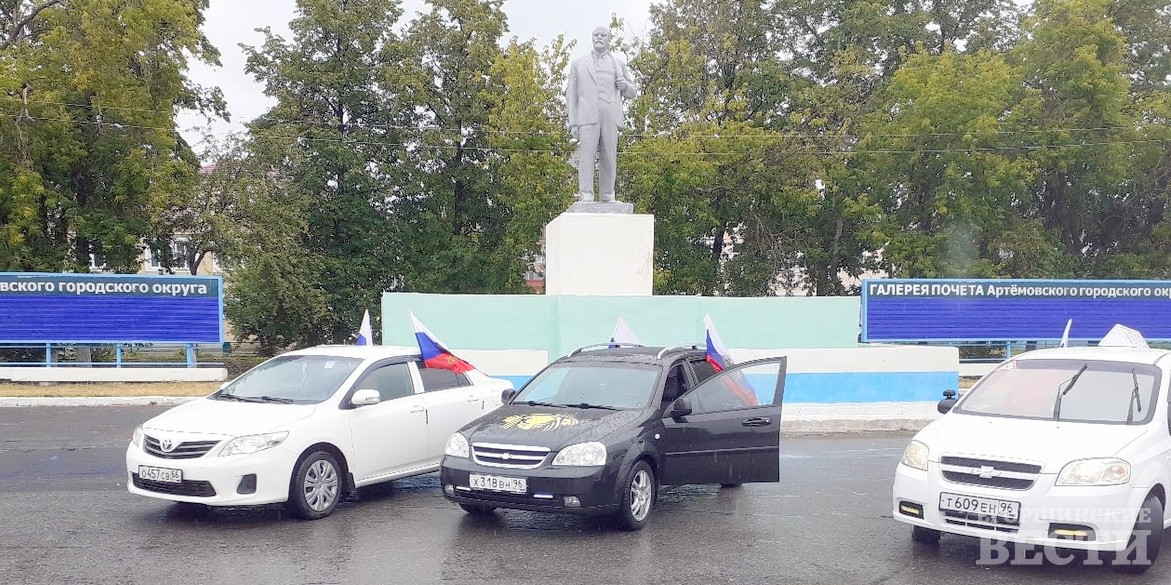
[0,398,940,433]
[0,396,199,407]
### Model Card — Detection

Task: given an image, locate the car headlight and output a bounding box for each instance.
[130,425,143,449]
[552,442,607,466]
[900,440,929,471]
[219,431,289,457]
[1056,458,1131,486]
[444,433,470,458]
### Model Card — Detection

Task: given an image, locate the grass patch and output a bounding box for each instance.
[0,381,220,398]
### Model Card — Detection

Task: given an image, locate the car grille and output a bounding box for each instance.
[939,456,1041,490]
[132,474,217,497]
[144,436,219,459]
[471,443,550,469]
[943,511,1020,533]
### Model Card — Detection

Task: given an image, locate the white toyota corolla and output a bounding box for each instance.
[126,345,512,519]
[893,325,1170,573]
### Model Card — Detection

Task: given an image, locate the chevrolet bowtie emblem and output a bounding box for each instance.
[976,466,1000,479]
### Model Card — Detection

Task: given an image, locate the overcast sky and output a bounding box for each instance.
[179,0,655,152]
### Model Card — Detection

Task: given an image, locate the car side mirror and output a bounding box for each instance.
[501,388,518,404]
[351,389,381,407]
[669,397,692,419]
[937,389,957,415]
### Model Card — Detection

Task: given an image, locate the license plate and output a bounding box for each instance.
[469,474,526,494]
[939,492,1020,522]
[139,465,182,484]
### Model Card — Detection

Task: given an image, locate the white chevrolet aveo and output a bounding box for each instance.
[126,345,512,519]
[894,325,1170,573]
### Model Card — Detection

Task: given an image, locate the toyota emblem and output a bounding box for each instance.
[160,438,177,453]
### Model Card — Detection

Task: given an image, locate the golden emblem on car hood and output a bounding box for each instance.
[500,413,580,432]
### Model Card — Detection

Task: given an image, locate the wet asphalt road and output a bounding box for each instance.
[0,406,1167,585]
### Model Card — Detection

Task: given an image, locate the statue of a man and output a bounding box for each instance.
[566,26,638,203]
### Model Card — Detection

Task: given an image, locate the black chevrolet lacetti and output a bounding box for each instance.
[439,344,786,530]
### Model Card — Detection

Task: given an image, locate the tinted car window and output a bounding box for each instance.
[684,360,788,414]
[217,355,362,404]
[358,363,415,401]
[688,358,718,384]
[515,363,660,409]
[419,366,470,392]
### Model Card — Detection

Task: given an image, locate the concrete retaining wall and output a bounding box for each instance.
[382,293,958,403]
[0,367,228,383]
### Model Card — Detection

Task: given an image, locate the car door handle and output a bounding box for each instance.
[742,417,771,427]
[409,405,426,414]
[466,395,480,403]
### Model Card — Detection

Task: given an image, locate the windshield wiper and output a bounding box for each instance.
[212,393,250,402]
[524,401,566,408]
[567,402,620,411]
[1127,369,1143,423]
[256,395,295,404]
[1053,364,1089,420]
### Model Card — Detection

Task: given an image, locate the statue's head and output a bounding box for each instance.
[591,26,611,52]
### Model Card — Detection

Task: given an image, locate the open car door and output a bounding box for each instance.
[660,357,786,485]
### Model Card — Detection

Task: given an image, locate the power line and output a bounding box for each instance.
[3,112,1169,157]
[2,96,1167,141]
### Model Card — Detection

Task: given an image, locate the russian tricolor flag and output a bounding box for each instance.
[355,310,374,346]
[704,314,757,406]
[409,311,474,374]
[703,313,732,372]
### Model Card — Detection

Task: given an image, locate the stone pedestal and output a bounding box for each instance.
[545,212,654,296]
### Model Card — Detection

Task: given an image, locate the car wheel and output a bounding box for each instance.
[911,525,941,545]
[1113,494,1163,573]
[459,503,496,515]
[287,450,342,520]
[614,460,656,531]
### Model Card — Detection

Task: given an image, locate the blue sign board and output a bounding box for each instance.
[862,279,1171,342]
[0,272,224,344]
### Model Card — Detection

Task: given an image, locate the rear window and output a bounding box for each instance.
[418,366,470,391]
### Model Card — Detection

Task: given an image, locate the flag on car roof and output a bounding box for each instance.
[703,313,733,372]
[356,310,374,346]
[609,315,642,347]
[409,311,475,374]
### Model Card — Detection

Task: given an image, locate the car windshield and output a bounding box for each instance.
[514,363,660,410]
[214,355,363,404]
[955,359,1161,424]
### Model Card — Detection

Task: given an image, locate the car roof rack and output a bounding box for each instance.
[569,342,644,356]
[655,345,702,359]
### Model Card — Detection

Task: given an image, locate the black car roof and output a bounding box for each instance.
[556,345,705,366]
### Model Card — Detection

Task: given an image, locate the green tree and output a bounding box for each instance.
[861,50,1051,277]
[483,37,575,279]
[239,0,407,346]
[0,0,223,272]
[628,0,881,295]
[392,0,528,293]
[1007,0,1170,277]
